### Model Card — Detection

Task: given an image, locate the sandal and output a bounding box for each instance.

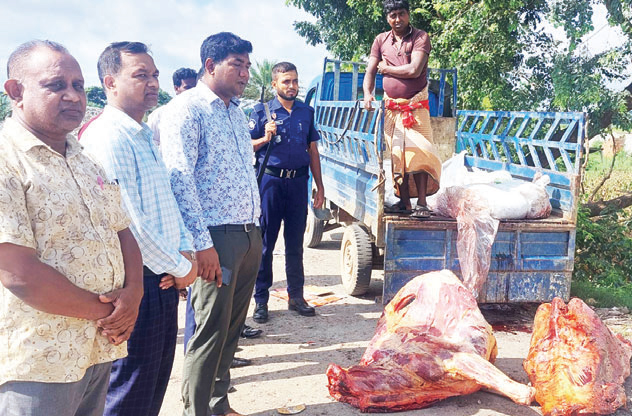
[411,204,432,218]
[384,202,412,214]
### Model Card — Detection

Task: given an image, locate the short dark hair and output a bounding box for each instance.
[383,0,409,15]
[97,41,150,86]
[200,32,252,67]
[7,40,68,78]
[271,62,297,79]
[172,67,197,88]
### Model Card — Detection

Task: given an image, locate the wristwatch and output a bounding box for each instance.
[182,250,196,262]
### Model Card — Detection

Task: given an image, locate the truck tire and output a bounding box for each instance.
[304,209,324,248]
[340,224,372,296]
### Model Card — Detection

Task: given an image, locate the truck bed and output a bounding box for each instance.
[383,213,576,303]
[381,110,585,303]
[309,60,586,304]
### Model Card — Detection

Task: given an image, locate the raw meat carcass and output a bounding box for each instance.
[327,270,535,412]
[523,297,632,416]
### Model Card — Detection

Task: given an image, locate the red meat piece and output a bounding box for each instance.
[327,270,535,412]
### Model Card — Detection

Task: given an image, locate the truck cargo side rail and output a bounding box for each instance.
[456,110,586,222]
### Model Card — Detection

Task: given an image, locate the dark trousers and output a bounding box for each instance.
[182,225,262,416]
[254,173,308,304]
[104,269,178,416]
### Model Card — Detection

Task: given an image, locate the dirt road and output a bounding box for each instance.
[159,229,632,416]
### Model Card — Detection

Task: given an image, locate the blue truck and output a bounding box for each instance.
[305,58,586,303]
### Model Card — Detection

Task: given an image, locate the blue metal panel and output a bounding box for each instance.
[383,222,577,303]
[506,272,572,302]
[383,270,572,303]
[438,71,446,117]
[320,157,379,228]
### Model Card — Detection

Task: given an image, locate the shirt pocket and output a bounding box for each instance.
[293,120,309,144]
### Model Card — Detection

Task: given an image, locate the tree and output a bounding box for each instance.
[242,59,278,102]
[288,0,632,213]
[288,0,550,110]
[287,0,631,119]
[0,92,11,122]
[158,89,172,106]
[86,86,107,108]
[86,86,171,109]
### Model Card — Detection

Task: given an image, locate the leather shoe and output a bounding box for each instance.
[230,357,252,368]
[288,298,316,316]
[240,324,262,339]
[253,303,268,323]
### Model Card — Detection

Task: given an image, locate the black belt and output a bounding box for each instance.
[209,223,257,232]
[264,166,308,179]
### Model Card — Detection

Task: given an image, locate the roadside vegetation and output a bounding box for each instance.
[0,92,10,121]
[573,152,632,307]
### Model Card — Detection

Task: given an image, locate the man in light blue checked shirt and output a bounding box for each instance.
[81,41,198,416]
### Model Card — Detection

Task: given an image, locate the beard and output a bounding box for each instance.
[278,91,297,101]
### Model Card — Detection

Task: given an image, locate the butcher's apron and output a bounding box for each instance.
[384,87,441,198]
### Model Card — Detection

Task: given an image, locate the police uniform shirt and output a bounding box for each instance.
[249,97,320,170]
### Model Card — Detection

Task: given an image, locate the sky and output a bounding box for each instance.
[0,1,629,97]
[0,0,329,96]
[546,4,627,56]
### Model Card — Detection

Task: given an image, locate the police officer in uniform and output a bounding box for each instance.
[249,61,324,323]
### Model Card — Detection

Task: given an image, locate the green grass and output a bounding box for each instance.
[571,280,632,309]
[582,153,632,204]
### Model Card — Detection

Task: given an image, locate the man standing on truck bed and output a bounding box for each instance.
[363,0,442,218]
[249,61,325,323]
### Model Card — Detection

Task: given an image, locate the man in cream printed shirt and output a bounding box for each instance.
[0,40,143,416]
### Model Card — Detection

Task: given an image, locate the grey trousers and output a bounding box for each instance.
[182,225,262,416]
[0,362,112,416]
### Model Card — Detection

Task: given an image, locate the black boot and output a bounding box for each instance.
[240,324,263,339]
[288,298,316,316]
[253,303,268,323]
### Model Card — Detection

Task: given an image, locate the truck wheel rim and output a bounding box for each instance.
[343,240,354,275]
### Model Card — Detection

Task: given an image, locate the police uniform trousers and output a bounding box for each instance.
[254,172,309,305]
[104,267,178,416]
[182,225,262,416]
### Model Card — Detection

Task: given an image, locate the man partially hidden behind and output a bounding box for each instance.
[159,32,262,416]
[172,67,198,94]
[81,42,198,416]
[363,0,442,218]
[147,66,197,147]
[0,40,143,416]
[249,62,324,323]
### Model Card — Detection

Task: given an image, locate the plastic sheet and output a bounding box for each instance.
[433,186,499,297]
[428,152,552,295]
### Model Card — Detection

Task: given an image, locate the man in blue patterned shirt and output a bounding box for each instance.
[81,41,198,416]
[159,32,262,416]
